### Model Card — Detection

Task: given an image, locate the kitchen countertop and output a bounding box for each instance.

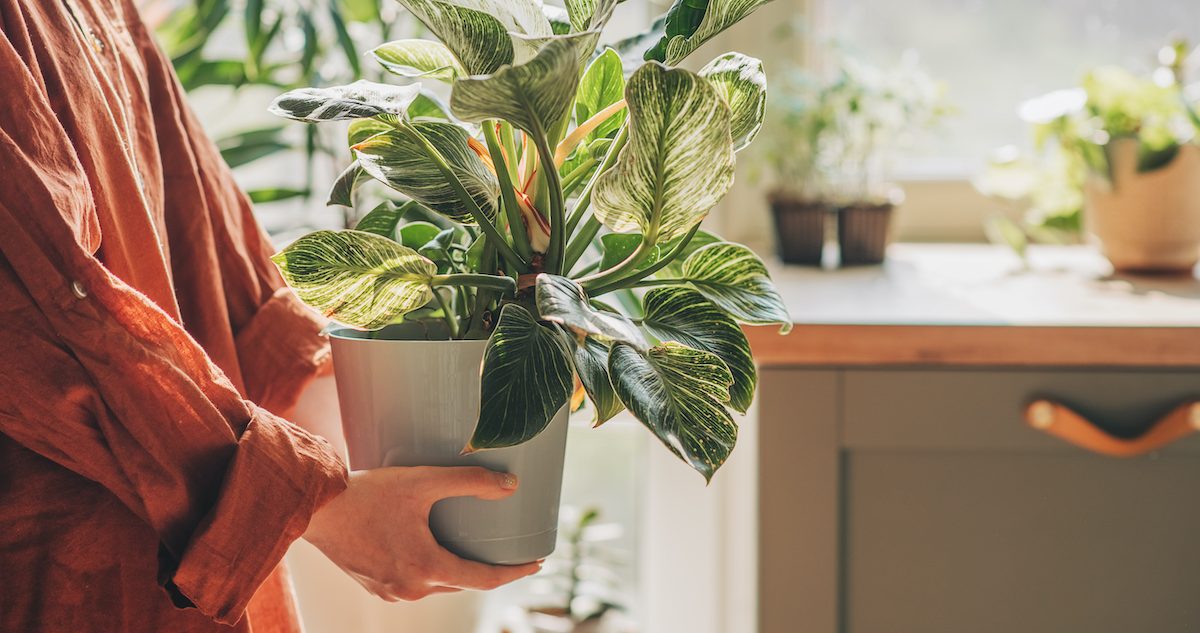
[746,244,1200,368]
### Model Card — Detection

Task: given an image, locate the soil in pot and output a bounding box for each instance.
[837,202,894,266]
[1084,139,1200,274]
[769,193,830,265]
[329,322,569,565]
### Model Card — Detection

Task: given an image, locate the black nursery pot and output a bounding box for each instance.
[836,202,894,265]
[770,195,831,265]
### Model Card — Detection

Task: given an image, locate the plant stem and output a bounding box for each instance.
[395,120,527,272]
[534,133,567,273]
[562,158,598,201]
[554,99,627,167]
[465,240,498,338]
[432,273,518,296]
[580,228,656,290]
[431,287,460,339]
[586,223,701,295]
[561,124,629,273]
[484,122,533,261]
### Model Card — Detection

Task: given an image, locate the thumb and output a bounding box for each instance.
[424,466,519,502]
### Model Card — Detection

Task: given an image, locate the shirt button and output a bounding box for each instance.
[71,281,88,299]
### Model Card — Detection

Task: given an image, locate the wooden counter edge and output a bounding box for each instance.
[745,324,1200,368]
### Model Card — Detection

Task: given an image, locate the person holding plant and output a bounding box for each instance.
[0,2,540,632]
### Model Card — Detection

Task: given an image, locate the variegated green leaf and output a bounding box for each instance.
[598,229,720,273]
[269,80,422,122]
[450,34,596,137]
[370,39,466,81]
[609,341,736,481]
[592,63,735,242]
[576,48,627,142]
[642,287,756,412]
[544,4,572,33]
[468,304,574,450]
[536,274,647,346]
[395,0,551,74]
[566,0,619,32]
[700,52,766,152]
[327,162,370,207]
[646,0,772,65]
[348,118,393,146]
[680,242,791,332]
[407,93,451,120]
[271,230,436,329]
[572,336,624,425]
[353,122,499,224]
[354,201,406,238]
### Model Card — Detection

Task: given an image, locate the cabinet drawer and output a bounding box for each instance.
[842,369,1200,453]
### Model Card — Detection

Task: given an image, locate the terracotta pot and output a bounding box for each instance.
[836,202,894,265]
[1084,139,1200,274]
[329,323,569,565]
[769,194,830,265]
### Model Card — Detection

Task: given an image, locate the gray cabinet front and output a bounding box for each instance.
[759,367,1200,633]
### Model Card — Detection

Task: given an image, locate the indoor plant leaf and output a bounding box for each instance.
[599,229,721,273]
[572,336,624,425]
[370,39,466,82]
[326,161,370,207]
[608,341,736,481]
[271,229,436,329]
[565,0,619,32]
[679,242,792,332]
[348,118,393,146]
[536,274,647,346]
[468,303,575,450]
[450,34,596,137]
[641,286,757,412]
[354,200,417,238]
[407,92,451,120]
[575,48,627,142]
[645,0,773,65]
[592,63,735,242]
[353,121,500,224]
[398,221,444,250]
[394,0,551,74]
[699,52,766,152]
[269,80,422,122]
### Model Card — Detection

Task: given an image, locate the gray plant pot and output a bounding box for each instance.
[329,324,569,565]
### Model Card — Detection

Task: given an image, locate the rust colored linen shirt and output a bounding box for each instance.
[0,0,349,631]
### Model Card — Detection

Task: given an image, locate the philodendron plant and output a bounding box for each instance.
[267,0,791,481]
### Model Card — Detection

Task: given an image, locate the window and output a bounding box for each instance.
[816,0,1200,178]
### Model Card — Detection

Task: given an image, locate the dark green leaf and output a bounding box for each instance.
[645,0,772,65]
[536,274,646,346]
[609,341,736,481]
[329,3,363,78]
[354,200,410,237]
[327,162,370,207]
[642,287,756,412]
[468,304,574,450]
[572,337,624,425]
[399,221,443,250]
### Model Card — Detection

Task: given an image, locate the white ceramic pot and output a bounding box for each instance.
[329,324,569,565]
[1084,139,1200,273]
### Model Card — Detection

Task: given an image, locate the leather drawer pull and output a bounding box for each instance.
[1025,399,1200,457]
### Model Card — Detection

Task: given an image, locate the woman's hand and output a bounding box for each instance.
[302,466,541,601]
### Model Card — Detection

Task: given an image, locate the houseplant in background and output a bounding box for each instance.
[267,0,790,565]
[762,51,947,266]
[979,40,1200,273]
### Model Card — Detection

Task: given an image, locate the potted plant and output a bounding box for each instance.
[980,41,1200,273]
[266,0,791,565]
[763,52,947,265]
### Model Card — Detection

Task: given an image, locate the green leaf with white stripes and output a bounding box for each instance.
[536,274,647,346]
[642,287,756,412]
[700,52,766,152]
[468,304,575,450]
[680,242,791,332]
[371,40,465,82]
[609,341,736,481]
[576,48,627,142]
[271,230,436,330]
[450,34,596,137]
[348,119,392,146]
[566,0,619,32]
[269,81,422,122]
[645,0,773,65]
[353,200,427,239]
[572,337,624,425]
[327,162,370,207]
[592,63,735,242]
[353,121,499,224]
[394,0,551,74]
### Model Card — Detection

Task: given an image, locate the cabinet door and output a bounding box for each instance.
[841,369,1200,633]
